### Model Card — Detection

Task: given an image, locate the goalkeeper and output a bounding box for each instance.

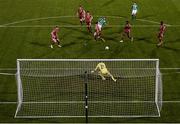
[91,62,117,82]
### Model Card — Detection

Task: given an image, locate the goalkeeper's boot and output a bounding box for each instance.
[102,77,106,80]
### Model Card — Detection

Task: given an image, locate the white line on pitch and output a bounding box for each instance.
[1,101,180,104]
[0,68,16,70]
[0,25,180,28]
[0,102,17,104]
[0,15,174,27]
[0,68,180,71]
[1,16,75,26]
[0,72,16,76]
[160,68,180,70]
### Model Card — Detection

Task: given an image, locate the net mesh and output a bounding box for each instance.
[15,59,162,118]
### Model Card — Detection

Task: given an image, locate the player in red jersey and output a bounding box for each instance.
[94,22,101,41]
[120,21,133,42]
[77,5,86,25]
[85,11,93,33]
[157,21,166,47]
[50,26,61,48]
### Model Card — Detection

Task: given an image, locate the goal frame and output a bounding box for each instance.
[15,59,162,118]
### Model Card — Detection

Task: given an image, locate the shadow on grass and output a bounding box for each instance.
[30,42,47,47]
[76,36,92,41]
[136,37,155,44]
[150,48,158,58]
[166,38,180,44]
[103,36,118,41]
[61,30,74,38]
[139,14,156,19]
[101,0,116,7]
[62,42,76,48]
[69,27,90,36]
[162,46,180,52]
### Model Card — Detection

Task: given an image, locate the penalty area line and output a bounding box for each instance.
[0,15,174,27]
[0,25,180,28]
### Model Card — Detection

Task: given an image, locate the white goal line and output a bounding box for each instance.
[0,72,16,76]
[0,101,180,104]
[17,59,159,61]
[15,115,160,118]
[0,68,180,71]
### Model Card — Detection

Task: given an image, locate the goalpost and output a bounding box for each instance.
[15,59,162,118]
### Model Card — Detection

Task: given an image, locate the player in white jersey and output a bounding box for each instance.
[131,2,138,20]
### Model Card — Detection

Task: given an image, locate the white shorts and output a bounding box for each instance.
[52,38,59,43]
[80,17,85,22]
[132,10,137,15]
[97,24,102,31]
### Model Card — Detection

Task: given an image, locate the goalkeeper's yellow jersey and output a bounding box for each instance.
[95,62,108,74]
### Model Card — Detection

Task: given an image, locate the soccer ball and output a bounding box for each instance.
[105,46,109,50]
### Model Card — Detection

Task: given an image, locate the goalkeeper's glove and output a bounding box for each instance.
[91,70,95,73]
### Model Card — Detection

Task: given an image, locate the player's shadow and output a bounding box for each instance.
[101,0,116,7]
[166,38,180,44]
[67,27,90,36]
[59,20,76,26]
[63,42,76,47]
[30,42,47,47]
[150,48,158,58]
[139,14,156,19]
[76,36,92,41]
[136,37,155,44]
[103,36,118,41]
[162,46,180,52]
[61,30,74,38]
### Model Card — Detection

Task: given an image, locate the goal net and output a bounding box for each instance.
[15,59,162,118]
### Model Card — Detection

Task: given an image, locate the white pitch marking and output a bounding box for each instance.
[0,68,179,70]
[0,73,16,76]
[0,25,180,28]
[0,102,17,104]
[0,68,17,70]
[1,101,180,104]
[1,16,75,26]
[0,15,176,28]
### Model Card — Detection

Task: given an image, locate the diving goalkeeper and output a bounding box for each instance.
[91,62,117,82]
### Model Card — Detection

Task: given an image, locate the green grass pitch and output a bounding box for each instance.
[0,0,180,123]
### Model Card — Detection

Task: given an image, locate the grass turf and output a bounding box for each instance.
[0,0,180,123]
